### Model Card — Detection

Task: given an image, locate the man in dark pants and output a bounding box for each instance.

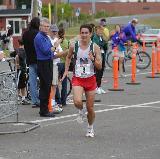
[34,17,56,117]
[22,17,40,107]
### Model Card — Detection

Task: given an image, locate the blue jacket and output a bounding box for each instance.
[111,31,126,51]
[123,23,137,42]
[34,32,55,60]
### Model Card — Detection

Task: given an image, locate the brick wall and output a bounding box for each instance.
[71,2,160,15]
[42,0,62,4]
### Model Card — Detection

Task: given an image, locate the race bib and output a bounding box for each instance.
[76,64,91,77]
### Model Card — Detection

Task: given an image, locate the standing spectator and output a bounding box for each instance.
[49,24,63,113]
[99,18,109,42]
[7,29,15,57]
[22,17,40,108]
[111,24,127,77]
[34,17,56,117]
[99,18,109,54]
[92,26,106,94]
[15,39,30,105]
[56,28,69,106]
[1,24,12,50]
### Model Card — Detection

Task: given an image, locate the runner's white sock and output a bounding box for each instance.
[22,96,25,101]
[88,124,93,130]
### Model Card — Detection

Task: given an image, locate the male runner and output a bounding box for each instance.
[62,24,102,137]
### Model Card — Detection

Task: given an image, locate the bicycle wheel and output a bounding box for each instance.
[136,51,151,69]
[67,76,72,97]
[106,51,113,68]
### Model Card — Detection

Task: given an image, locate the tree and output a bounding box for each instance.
[42,3,73,22]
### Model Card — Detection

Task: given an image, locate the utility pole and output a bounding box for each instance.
[32,0,38,18]
[92,0,96,15]
[53,0,57,23]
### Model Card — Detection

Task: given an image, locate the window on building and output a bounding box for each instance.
[6,18,22,36]
[16,0,31,9]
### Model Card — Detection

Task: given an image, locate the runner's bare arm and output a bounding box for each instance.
[61,45,74,81]
[64,45,74,72]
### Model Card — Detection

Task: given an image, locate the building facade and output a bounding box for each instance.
[0,0,41,47]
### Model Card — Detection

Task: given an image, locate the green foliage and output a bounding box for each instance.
[78,13,92,23]
[42,3,73,21]
[42,4,54,18]
[57,3,73,21]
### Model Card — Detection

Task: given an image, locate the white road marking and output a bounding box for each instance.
[32,100,160,124]
[108,105,126,107]
[41,119,77,127]
[42,105,160,127]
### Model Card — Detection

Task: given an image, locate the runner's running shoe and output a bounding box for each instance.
[100,87,106,94]
[86,127,95,138]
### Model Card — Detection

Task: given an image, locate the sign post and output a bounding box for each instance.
[75,8,80,24]
[62,8,64,20]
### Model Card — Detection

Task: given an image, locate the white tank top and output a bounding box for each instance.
[74,43,95,78]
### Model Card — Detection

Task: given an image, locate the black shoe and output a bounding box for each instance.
[40,112,55,117]
[62,104,67,107]
[21,100,31,105]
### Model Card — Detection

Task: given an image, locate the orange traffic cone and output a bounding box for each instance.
[48,86,53,112]
[126,44,141,85]
[147,42,160,78]
[108,47,124,91]
[156,39,160,74]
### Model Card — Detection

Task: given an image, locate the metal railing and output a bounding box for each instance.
[0,60,40,134]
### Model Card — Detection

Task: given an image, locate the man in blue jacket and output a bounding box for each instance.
[123,18,138,42]
[34,17,56,117]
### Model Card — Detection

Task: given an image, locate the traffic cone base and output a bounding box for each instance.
[146,75,160,78]
[126,82,141,85]
[82,99,101,102]
[108,88,124,91]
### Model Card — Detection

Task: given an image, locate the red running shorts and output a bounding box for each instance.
[72,75,97,92]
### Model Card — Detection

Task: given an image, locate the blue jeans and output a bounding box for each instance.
[29,64,40,105]
[56,63,67,105]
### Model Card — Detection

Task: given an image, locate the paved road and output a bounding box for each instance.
[1,46,160,159]
[96,13,160,24]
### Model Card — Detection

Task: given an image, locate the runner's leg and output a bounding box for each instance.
[73,86,84,110]
[85,90,96,125]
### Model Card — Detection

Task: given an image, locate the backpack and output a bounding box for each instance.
[69,41,95,72]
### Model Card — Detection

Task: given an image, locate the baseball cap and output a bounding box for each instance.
[50,24,59,32]
[131,18,138,24]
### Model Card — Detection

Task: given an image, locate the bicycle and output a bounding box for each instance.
[106,43,151,70]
